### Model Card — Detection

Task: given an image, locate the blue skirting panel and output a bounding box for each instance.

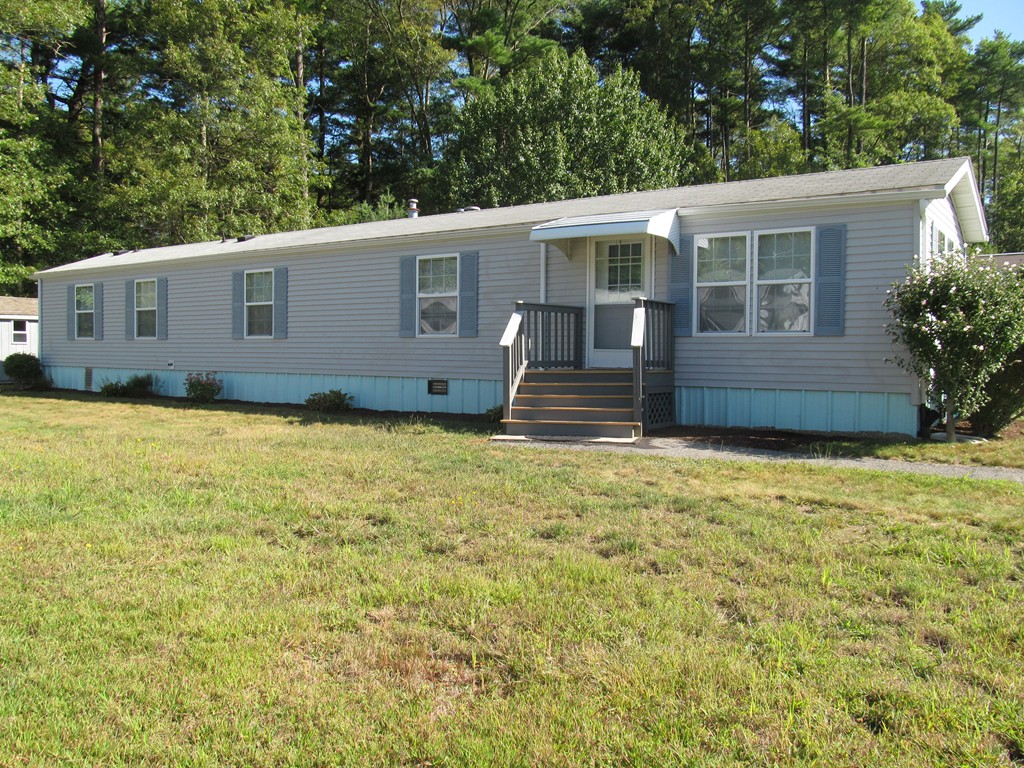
[45,366,502,415]
[676,386,917,436]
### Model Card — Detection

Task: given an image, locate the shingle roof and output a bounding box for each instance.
[0,296,38,317]
[35,157,983,277]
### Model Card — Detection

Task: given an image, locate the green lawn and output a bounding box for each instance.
[1,392,1022,766]
[804,422,1024,469]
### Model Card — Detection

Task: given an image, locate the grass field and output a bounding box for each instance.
[1,392,1022,766]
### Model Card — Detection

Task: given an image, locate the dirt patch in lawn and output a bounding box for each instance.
[647,424,905,453]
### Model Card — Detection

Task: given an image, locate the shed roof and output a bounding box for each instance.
[0,296,38,317]
[35,157,986,278]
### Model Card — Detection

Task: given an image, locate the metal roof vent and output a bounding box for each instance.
[407,198,419,218]
[464,205,481,212]
[237,234,257,242]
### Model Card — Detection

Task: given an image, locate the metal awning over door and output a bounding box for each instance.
[529,209,680,256]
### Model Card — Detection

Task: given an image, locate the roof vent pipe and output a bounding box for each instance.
[407,198,419,218]
[464,205,481,212]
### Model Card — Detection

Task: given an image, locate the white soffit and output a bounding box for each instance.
[530,209,680,253]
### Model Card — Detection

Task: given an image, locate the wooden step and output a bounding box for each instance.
[523,368,633,384]
[518,381,633,396]
[510,406,635,423]
[502,419,640,439]
[513,393,634,409]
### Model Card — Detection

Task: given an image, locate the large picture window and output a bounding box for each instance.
[245,270,274,337]
[417,255,458,335]
[75,284,95,339]
[135,279,157,338]
[694,229,815,335]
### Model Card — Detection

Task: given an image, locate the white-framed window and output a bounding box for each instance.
[75,284,95,339]
[695,233,749,333]
[12,320,28,345]
[695,229,815,335]
[755,229,813,334]
[135,279,157,338]
[245,269,274,337]
[595,240,644,302]
[417,254,458,335]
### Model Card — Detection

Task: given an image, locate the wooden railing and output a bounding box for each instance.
[500,302,584,419]
[515,301,584,369]
[631,298,675,431]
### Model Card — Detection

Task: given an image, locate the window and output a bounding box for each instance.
[755,230,812,333]
[417,255,458,335]
[135,279,157,338]
[245,270,274,337]
[75,284,95,339]
[694,229,814,335]
[696,234,749,333]
[12,320,28,345]
[595,241,643,301]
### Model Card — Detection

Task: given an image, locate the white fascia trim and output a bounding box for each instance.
[944,160,988,242]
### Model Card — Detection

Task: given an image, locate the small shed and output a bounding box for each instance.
[0,296,39,380]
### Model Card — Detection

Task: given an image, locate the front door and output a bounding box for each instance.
[588,238,650,368]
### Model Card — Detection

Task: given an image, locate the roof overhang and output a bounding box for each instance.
[530,209,680,255]
[945,159,989,242]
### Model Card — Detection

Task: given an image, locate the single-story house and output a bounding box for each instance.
[33,157,986,438]
[0,296,39,381]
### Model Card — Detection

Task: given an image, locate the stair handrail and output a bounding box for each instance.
[500,309,527,420]
[631,304,646,427]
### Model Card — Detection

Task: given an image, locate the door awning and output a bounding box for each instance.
[530,209,680,255]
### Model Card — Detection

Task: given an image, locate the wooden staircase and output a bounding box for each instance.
[501,369,640,439]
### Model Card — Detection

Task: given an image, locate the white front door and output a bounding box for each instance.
[588,238,651,368]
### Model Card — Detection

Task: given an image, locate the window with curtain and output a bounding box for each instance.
[696,234,748,333]
[417,255,458,335]
[755,230,812,333]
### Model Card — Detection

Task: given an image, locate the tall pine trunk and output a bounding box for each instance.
[92,0,106,183]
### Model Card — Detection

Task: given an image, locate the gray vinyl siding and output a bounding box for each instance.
[926,197,965,252]
[675,200,917,395]
[40,234,540,382]
[38,199,919,398]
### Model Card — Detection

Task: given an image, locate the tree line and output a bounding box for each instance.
[2,0,1024,294]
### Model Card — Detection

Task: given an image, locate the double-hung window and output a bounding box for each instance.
[75,284,95,339]
[12,320,28,345]
[696,234,749,333]
[695,229,814,335]
[417,255,458,335]
[245,270,274,337]
[755,229,812,333]
[135,279,157,338]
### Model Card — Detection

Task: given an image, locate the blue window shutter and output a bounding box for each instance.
[125,280,135,340]
[815,224,847,336]
[232,271,244,339]
[67,285,75,340]
[399,256,416,337]
[670,235,694,336]
[157,277,168,340]
[273,267,288,339]
[458,251,479,338]
[93,282,104,340]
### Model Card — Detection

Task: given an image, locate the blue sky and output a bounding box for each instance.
[955,0,1024,42]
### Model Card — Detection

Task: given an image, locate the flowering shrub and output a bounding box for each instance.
[885,256,1024,440]
[184,371,223,403]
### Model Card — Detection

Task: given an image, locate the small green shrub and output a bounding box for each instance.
[484,404,504,422]
[972,346,1024,437]
[184,371,223,403]
[305,389,354,413]
[100,373,157,398]
[3,352,47,389]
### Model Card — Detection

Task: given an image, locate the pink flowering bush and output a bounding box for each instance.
[885,256,1024,440]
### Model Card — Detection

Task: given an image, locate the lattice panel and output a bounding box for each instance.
[645,391,674,428]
